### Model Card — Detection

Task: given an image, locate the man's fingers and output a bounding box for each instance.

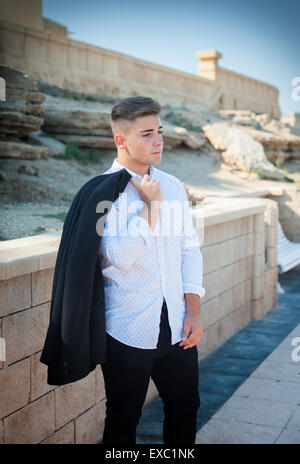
[130,178,140,188]
[179,330,202,348]
[181,324,191,342]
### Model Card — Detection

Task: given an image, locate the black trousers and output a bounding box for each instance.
[100,301,200,444]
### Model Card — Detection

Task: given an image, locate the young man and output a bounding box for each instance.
[99,96,206,444]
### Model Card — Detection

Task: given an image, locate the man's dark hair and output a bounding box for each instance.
[110,96,162,136]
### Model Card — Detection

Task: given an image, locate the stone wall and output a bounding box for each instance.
[0,198,278,443]
[0,6,280,115]
[266,187,300,242]
[0,19,215,111]
[196,50,280,118]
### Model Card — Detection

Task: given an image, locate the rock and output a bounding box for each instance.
[219,109,256,119]
[41,94,113,136]
[182,182,206,202]
[231,116,260,129]
[26,130,66,156]
[220,162,233,171]
[202,121,231,151]
[255,113,273,126]
[158,124,186,149]
[162,107,222,130]
[234,125,289,151]
[202,122,284,180]
[0,65,45,137]
[0,112,44,136]
[219,110,260,128]
[172,127,206,150]
[53,134,115,149]
[0,141,49,160]
[0,169,8,182]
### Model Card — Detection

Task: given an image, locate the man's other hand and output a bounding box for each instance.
[179,314,203,350]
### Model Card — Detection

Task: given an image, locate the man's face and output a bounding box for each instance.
[116,114,163,167]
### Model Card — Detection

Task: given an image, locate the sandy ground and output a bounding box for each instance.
[0,147,299,241]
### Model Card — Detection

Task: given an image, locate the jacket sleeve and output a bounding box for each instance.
[178,182,206,298]
[98,201,154,270]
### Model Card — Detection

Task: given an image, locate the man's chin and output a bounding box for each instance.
[149,155,162,163]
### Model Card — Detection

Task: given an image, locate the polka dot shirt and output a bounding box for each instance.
[98,158,206,349]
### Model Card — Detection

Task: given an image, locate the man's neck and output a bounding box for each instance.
[116,157,150,177]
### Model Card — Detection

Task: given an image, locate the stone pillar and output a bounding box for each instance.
[195,49,222,81]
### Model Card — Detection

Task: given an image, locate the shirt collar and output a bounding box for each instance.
[109,158,154,180]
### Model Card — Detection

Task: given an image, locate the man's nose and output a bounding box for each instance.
[154,134,163,145]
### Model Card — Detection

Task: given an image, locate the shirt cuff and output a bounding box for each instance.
[128,215,154,247]
[183,284,206,298]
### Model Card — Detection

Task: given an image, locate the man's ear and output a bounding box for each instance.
[115,134,126,148]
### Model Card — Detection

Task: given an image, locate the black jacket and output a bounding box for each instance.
[40,168,132,386]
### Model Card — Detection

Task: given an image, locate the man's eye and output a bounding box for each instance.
[143,132,164,137]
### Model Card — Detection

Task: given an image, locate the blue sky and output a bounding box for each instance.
[43,0,300,117]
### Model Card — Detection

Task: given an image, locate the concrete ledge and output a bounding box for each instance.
[192,197,266,227]
[0,233,61,281]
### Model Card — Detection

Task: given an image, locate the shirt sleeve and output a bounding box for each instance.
[98,201,154,271]
[178,182,206,298]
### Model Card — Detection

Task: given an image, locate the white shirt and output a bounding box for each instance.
[98,158,206,349]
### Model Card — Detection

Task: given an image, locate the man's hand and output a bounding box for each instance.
[179,314,203,350]
[130,175,163,206]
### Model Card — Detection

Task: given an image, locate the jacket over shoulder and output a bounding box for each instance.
[40,168,132,386]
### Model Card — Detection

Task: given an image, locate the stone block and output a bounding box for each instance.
[252,276,264,300]
[206,307,246,353]
[197,329,208,361]
[75,400,106,444]
[246,215,254,233]
[266,226,277,247]
[32,268,54,307]
[202,270,218,301]
[232,281,246,311]
[202,243,222,274]
[0,357,30,419]
[0,274,31,317]
[253,253,264,277]
[254,214,265,232]
[263,287,275,314]
[275,429,300,444]
[227,219,242,240]
[199,297,220,330]
[213,396,295,428]
[217,288,234,319]
[30,351,55,401]
[2,302,50,365]
[41,421,75,444]
[54,371,96,429]
[4,392,55,444]
[254,232,265,255]
[196,417,281,444]
[286,405,300,431]
[267,247,277,269]
[203,223,223,246]
[245,278,252,302]
[251,297,265,320]
[245,233,254,257]
[237,376,300,404]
